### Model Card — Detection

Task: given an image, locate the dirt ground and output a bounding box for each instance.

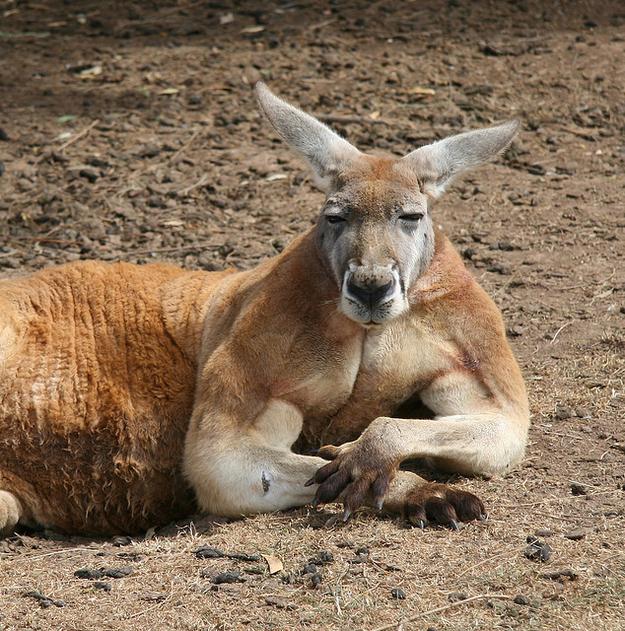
[0,0,624,629]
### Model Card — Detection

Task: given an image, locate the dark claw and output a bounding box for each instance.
[449,519,461,531]
[408,516,427,529]
[304,477,315,487]
[375,498,384,511]
[342,507,352,522]
[480,513,489,521]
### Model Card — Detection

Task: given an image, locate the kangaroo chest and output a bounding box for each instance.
[296,318,457,446]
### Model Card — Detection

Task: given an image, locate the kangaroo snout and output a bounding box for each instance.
[344,261,398,309]
[346,273,395,307]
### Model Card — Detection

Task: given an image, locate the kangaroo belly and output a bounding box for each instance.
[0,261,205,534]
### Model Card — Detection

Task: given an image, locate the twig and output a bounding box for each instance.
[370,594,513,631]
[168,129,202,163]
[550,321,571,344]
[58,119,100,151]
[454,550,511,579]
[177,173,209,196]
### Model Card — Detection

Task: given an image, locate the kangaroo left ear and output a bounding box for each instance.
[400,120,520,198]
[255,82,361,192]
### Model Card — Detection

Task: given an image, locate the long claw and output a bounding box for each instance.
[479,513,489,521]
[375,498,384,511]
[449,519,461,531]
[408,516,427,529]
[342,507,352,522]
[304,477,315,487]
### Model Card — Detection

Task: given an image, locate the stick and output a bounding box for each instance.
[58,119,100,151]
[177,173,209,196]
[370,594,513,631]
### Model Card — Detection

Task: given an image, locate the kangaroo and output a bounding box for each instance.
[0,83,529,536]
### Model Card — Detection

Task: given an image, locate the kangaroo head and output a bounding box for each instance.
[255,82,519,326]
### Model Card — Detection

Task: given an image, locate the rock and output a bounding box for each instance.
[23,590,65,608]
[195,546,225,559]
[302,563,318,575]
[0,161,4,176]
[524,537,552,562]
[448,592,468,603]
[79,168,99,183]
[564,528,590,541]
[514,594,530,605]
[541,568,578,581]
[211,570,244,584]
[309,550,334,565]
[555,405,574,420]
[75,568,104,580]
[137,143,161,158]
[0,127,8,141]
[507,324,525,337]
[390,587,406,600]
[93,582,111,592]
[570,483,588,496]
[194,546,260,562]
[310,572,323,588]
[527,163,546,176]
[535,528,553,537]
[462,247,476,260]
[265,596,296,610]
[113,536,132,547]
[102,567,133,578]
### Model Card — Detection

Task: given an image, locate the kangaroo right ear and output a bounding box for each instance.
[255,82,361,192]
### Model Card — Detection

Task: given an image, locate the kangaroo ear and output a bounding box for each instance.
[255,82,361,192]
[401,120,520,198]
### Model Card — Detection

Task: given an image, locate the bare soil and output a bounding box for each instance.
[0,1,624,630]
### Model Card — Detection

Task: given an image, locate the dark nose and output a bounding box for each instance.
[346,277,394,306]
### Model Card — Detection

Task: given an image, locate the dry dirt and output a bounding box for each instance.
[0,1,624,630]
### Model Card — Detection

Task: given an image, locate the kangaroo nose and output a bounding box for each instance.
[347,277,394,306]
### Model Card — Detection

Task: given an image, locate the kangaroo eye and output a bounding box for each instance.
[326,215,346,225]
[399,213,424,222]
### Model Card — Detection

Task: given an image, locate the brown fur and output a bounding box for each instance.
[0,86,529,534]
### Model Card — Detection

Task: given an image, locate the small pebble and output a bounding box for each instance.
[535,528,553,537]
[195,546,225,559]
[102,567,133,579]
[93,582,111,592]
[514,594,530,605]
[310,572,322,588]
[542,568,578,581]
[211,570,244,585]
[79,168,99,183]
[564,528,590,541]
[555,405,574,420]
[524,537,552,562]
[75,568,104,580]
[390,587,406,600]
[570,483,588,496]
[448,591,467,603]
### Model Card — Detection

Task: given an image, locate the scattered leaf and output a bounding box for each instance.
[240,26,265,34]
[262,554,284,575]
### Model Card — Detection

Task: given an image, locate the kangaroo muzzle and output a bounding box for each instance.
[340,262,405,325]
